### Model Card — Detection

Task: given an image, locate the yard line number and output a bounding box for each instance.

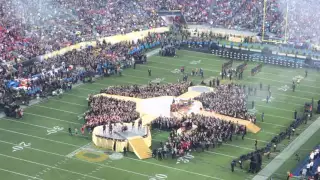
[190,60,201,65]
[12,142,31,152]
[176,154,194,164]
[278,85,289,92]
[149,174,168,180]
[47,126,64,135]
[150,78,165,84]
[171,69,180,74]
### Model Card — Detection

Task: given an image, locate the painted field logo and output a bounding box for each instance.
[190,60,201,65]
[47,126,64,135]
[75,150,108,162]
[151,78,165,83]
[176,154,194,164]
[171,69,180,74]
[12,142,31,152]
[278,85,289,92]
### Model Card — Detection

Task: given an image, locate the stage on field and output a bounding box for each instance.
[91,86,261,159]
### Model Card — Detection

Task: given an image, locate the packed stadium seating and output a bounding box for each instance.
[2,0,319,61]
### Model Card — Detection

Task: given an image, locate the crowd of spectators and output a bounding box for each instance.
[0,0,166,60]
[100,82,191,99]
[0,32,164,109]
[85,95,140,129]
[1,0,320,62]
[298,147,320,179]
[195,84,255,121]
[151,114,246,159]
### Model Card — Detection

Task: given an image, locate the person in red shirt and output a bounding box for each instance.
[81,127,85,135]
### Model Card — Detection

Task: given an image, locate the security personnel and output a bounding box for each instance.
[254,139,258,150]
[148,69,151,76]
[292,82,296,92]
[305,69,308,77]
[123,146,127,156]
[68,127,72,136]
[231,160,236,172]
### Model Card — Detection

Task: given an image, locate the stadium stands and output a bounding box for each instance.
[1,0,319,61]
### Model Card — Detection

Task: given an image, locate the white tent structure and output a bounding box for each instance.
[139,96,174,118]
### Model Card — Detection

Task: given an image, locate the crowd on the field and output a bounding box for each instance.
[84,95,140,128]
[100,82,191,99]
[151,114,246,159]
[195,84,255,121]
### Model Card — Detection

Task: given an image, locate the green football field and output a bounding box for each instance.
[0,50,319,180]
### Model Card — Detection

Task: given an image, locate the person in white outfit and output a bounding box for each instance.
[310,151,315,160]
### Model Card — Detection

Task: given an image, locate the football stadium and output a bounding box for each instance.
[0,0,319,180]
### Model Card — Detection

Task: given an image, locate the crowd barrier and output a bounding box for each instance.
[185,26,320,61]
[41,27,169,60]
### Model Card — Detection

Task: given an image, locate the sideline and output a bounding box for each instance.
[252,117,320,180]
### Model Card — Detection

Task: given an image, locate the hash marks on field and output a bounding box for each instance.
[262,96,275,102]
[34,158,70,178]
[79,165,105,180]
[3,52,318,180]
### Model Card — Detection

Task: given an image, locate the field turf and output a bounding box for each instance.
[0,50,319,180]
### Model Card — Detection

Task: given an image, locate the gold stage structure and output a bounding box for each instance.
[91,86,261,159]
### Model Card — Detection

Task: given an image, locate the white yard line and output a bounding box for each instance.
[0,127,224,180]
[204,151,238,158]
[24,112,82,125]
[224,144,255,151]
[125,156,224,180]
[255,104,294,113]
[246,137,268,144]
[65,142,92,158]
[0,127,79,148]
[77,87,98,92]
[258,121,286,128]
[33,105,78,115]
[0,118,89,138]
[255,112,293,121]
[0,167,44,180]
[0,153,105,180]
[252,96,302,107]
[5,112,263,151]
[49,99,87,107]
[250,76,320,90]
[64,93,88,99]
[260,130,278,135]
